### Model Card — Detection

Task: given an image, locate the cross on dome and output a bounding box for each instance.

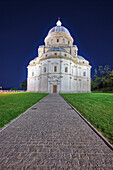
[56,18,62,26]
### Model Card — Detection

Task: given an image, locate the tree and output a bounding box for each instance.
[99,65,111,88]
[20,80,27,90]
[109,70,113,88]
[10,87,18,90]
[92,65,113,91]
[91,78,95,90]
[94,69,101,89]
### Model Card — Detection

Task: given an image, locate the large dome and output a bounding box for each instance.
[48,26,71,35]
[48,19,71,36]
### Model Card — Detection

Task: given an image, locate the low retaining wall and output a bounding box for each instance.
[92,91,113,93]
[0,90,25,93]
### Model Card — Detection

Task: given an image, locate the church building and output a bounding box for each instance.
[27,19,91,93]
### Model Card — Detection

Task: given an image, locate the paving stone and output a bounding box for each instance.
[0,94,113,169]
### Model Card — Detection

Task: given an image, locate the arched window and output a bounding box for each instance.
[54,53,57,55]
[68,41,70,45]
[32,72,34,76]
[54,66,57,72]
[44,67,46,72]
[57,39,59,42]
[63,38,65,43]
[65,67,68,73]
[83,72,86,76]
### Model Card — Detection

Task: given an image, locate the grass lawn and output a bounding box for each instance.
[61,93,113,144]
[0,92,48,128]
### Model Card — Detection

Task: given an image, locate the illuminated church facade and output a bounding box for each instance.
[27,19,91,93]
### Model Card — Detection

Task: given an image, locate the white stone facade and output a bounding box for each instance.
[27,20,91,93]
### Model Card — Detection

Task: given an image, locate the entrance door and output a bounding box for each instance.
[53,85,57,93]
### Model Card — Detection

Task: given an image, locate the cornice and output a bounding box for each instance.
[40,56,92,68]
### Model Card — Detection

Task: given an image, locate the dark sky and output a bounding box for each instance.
[0,0,113,89]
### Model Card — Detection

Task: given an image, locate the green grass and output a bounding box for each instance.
[61,93,113,144]
[0,92,48,128]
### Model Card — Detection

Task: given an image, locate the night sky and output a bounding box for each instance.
[0,0,113,89]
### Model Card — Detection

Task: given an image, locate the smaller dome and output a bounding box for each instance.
[47,47,67,53]
[78,55,85,60]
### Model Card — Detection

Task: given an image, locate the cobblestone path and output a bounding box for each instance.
[0,94,113,169]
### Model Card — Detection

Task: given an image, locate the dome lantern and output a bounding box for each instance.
[56,19,62,26]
